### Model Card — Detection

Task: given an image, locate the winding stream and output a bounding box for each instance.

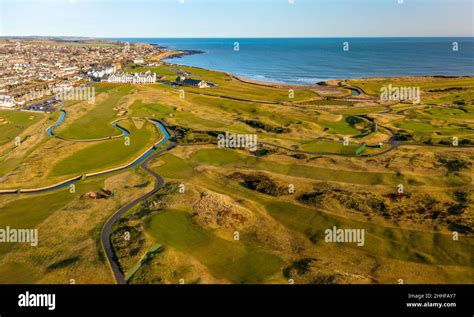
[0,111,171,194]
[47,109,131,139]
[46,110,67,136]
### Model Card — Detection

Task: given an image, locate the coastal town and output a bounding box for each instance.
[0,39,167,109]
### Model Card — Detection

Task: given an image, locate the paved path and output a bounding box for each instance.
[101,142,176,284]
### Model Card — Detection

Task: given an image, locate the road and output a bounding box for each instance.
[101,142,176,284]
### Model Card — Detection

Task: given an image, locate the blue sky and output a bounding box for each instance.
[1,0,473,37]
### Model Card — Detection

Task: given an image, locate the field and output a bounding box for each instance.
[0,63,472,285]
[0,110,45,146]
[50,120,158,177]
[144,210,283,283]
[0,171,154,283]
[56,85,135,139]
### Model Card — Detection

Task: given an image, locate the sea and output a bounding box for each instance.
[115,38,474,85]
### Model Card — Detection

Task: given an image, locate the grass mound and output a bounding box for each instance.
[228,172,289,197]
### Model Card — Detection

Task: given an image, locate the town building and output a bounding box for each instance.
[87,65,116,80]
[105,71,157,84]
[0,95,16,108]
[175,76,210,88]
[0,39,164,105]
[133,58,145,65]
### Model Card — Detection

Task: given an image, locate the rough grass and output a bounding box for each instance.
[332,107,388,115]
[162,64,318,103]
[395,120,470,136]
[300,141,359,154]
[164,148,470,188]
[0,110,44,145]
[0,170,152,284]
[317,116,361,135]
[266,201,473,267]
[306,99,354,106]
[145,210,283,283]
[146,161,474,283]
[347,77,474,96]
[0,177,105,258]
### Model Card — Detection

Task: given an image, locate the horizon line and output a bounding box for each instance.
[2,35,474,39]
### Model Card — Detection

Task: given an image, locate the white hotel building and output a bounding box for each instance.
[105,71,157,84]
[0,95,16,108]
[87,65,116,79]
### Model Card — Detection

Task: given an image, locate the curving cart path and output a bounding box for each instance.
[101,142,176,284]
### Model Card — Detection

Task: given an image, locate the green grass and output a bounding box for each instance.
[130,100,176,118]
[300,141,359,154]
[425,106,474,120]
[151,153,195,179]
[125,64,178,77]
[145,210,283,283]
[186,94,310,129]
[94,83,123,94]
[317,116,361,135]
[0,261,40,284]
[0,110,44,145]
[266,201,473,267]
[132,99,228,130]
[0,178,105,258]
[161,64,318,103]
[50,120,158,177]
[347,77,474,96]
[148,160,473,273]
[154,149,471,188]
[332,107,388,115]
[306,99,354,106]
[56,85,134,139]
[425,91,474,106]
[395,120,471,136]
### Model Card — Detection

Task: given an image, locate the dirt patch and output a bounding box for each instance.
[192,190,256,230]
[283,257,373,284]
[298,182,472,231]
[240,119,291,134]
[318,112,343,122]
[228,172,289,197]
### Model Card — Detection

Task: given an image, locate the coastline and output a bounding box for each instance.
[4,36,473,88]
[137,38,474,88]
[154,47,474,94]
[149,46,204,62]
